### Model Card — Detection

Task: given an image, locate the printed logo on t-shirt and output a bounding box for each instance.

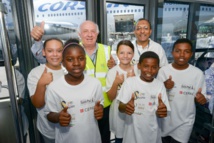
[179,84,195,96]
[80,98,94,106]
[134,91,145,100]
[79,106,94,113]
[133,91,157,114]
[61,100,75,109]
[67,101,75,108]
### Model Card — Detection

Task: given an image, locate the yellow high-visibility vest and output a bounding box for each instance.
[84,43,111,108]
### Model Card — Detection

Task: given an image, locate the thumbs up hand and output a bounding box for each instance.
[164,75,174,89]
[156,93,167,118]
[107,55,116,69]
[38,67,53,86]
[127,69,135,78]
[59,106,71,126]
[125,94,135,115]
[115,71,124,85]
[31,21,45,41]
[195,88,207,105]
[94,101,103,120]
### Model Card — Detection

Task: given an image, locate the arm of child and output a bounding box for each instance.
[94,101,103,120]
[195,88,207,105]
[164,75,174,89]
[31,67,53,108]
[156,93,167,118]
[118,94,135,115]
[107,71,124,101]
[47,106,71,126]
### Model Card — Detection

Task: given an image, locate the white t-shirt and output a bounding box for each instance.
[27,64,65,139]
[117,76,170,143]
[131,39,168,67]
[45,75,104,143]
[106,65,139,138]
[157,64,206,143]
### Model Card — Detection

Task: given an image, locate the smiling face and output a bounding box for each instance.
[78,21,99,47]
[172,43,193,70]
[137,58,159,82]
[62,46,86,81]
[42,39,63,70]
[134,20,152,44]
[117,44,134,66]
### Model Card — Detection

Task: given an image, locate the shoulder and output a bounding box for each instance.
[159,64,171,71]
[97,43,110,48]
[85,75,101,84]
[48,76,64,89]
[108,65,119,74]
[150,39,161,46]
[28,64,45,77]
[189,64,204,75]
[153,78,164,85]
[125,76,137,84]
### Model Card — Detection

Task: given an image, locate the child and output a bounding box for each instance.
[117,51,170,143]
[157,38,207,143]
[27,38,64,143]
[45,39,104,143]
[106,40,138,143]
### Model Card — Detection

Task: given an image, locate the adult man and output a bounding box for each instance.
[108,18,168,68]
[30,20,111,143]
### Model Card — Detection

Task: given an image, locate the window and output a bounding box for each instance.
[106,2,144,48]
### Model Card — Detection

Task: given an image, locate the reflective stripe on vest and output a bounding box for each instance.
[84,43,111,108]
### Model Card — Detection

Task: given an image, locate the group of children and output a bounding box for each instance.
[27,37,207,143]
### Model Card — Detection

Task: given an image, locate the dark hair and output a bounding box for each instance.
[134,18,152,30]
[172,38,193,52]
[63,39,85,57]
[43,38,63,49]
[116,40,134,53]
[139,51,159,65]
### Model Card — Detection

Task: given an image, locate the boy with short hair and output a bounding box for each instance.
[117,51,170,143]
[157,38,207,143]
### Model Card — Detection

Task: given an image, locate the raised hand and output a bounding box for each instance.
[195,88,207,105]
[164,75,174,89]
[31,21,45,41]
[127,69,135,78]
[115,71,124,85]
[156,93,167,118]
[94,101,103,120]
[107,55,116,69]
[125,94,135,115]
[59,106,71,126]
[38,67,53,86]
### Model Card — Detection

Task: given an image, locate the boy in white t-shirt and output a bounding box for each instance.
[45,39,104,143]
[117,51,170,143]
[157,38,207,143]
[27,38,65,143]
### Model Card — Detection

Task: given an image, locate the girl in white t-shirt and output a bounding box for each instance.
[45,39,104,143]
[106,40,138,143]
[27,38,64,143]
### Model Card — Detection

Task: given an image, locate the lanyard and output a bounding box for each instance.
[135,40,150,56]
